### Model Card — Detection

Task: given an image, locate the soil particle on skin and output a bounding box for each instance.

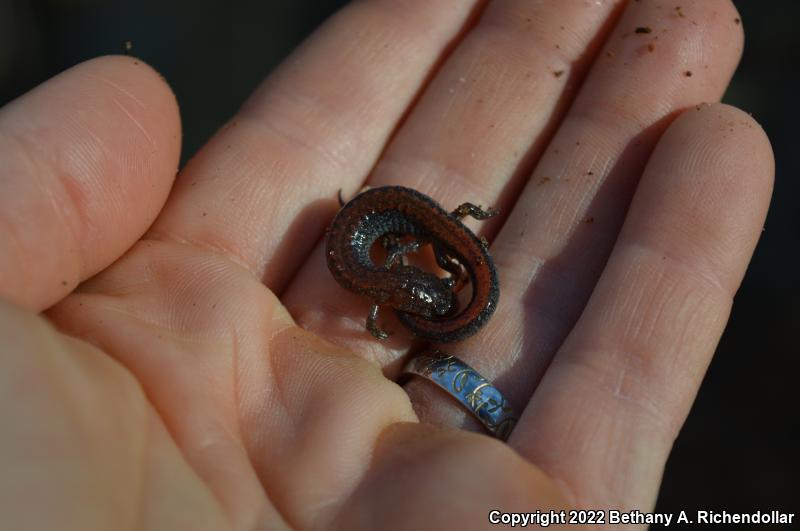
[734,17,741,24]
[684,70,693,77]
[553,70,564,77]
[585,217,595,224]
[635,26,652,34]
[675,6,685,18]
[648,43,656,52]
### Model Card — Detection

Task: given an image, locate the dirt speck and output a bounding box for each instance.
[553,70,564,78]
[585,217,595,224]
[648,43,656,52]
[537,176,552,186]
[734,17,741,24]
[635,26,653,34]
[684,70,693,77]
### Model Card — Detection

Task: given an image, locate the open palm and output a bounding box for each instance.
[0,1,773,530]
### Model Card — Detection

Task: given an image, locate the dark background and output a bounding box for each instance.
[2,0,797,526]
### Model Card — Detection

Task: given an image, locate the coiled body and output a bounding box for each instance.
[325,186,499,343]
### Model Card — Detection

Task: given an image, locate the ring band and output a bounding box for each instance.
[403,350,518,441]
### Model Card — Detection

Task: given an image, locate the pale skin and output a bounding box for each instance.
[0,0,774,530]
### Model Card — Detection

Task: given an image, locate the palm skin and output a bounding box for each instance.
[0,1,773,530]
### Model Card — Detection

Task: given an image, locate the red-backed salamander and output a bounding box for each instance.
[325,185,499,343]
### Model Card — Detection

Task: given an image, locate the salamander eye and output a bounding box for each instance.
[433,297,452,315]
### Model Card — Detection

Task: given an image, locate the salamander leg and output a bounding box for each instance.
[366,304,391,340]
[451,202,499,221]
[381,234,423,269]
[434,245,469,291]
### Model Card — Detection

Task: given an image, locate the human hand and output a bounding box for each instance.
[0,1,773,529]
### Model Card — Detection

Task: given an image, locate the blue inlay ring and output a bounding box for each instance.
[403,350,518,441]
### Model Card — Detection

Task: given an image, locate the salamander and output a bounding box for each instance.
[325,185,499,343]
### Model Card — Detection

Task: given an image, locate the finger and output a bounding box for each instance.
[0,299,228,530]
[0,56,181,310]
[148,0,483,290]
[285,0,627,360]
[510,104,773,510]
[406,0,746,431]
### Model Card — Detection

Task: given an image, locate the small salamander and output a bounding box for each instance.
[325,186,499,343]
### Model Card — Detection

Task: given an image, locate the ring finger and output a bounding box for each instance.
[404,0,745,433]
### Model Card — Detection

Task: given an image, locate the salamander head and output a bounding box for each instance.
[389,269,455,318]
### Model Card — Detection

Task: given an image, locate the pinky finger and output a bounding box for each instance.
[510,103,774,510]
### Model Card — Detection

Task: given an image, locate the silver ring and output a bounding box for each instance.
[403,350,518,441]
